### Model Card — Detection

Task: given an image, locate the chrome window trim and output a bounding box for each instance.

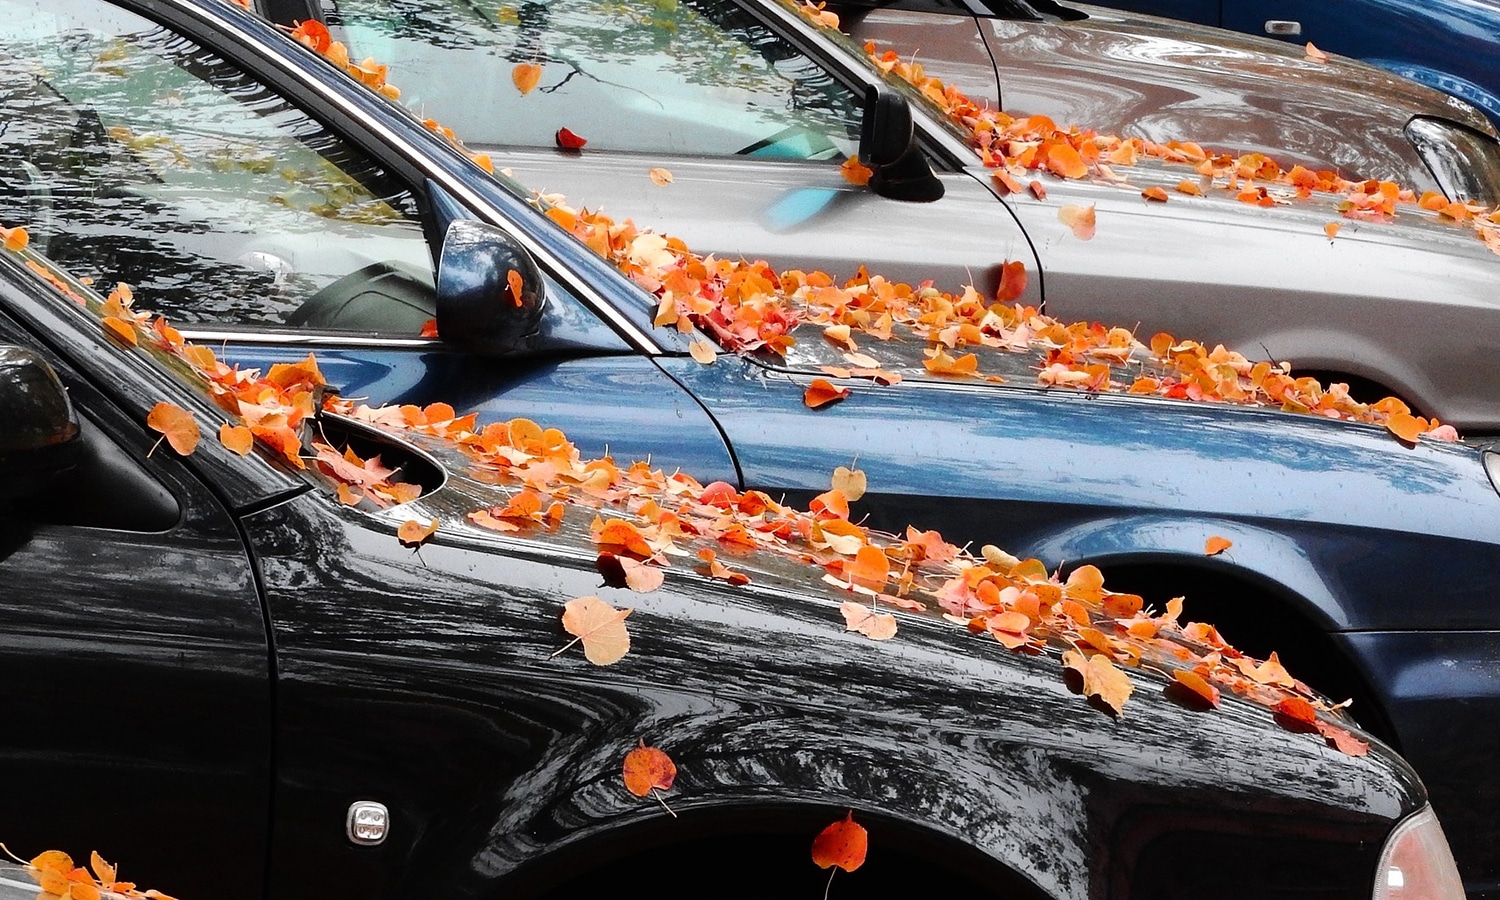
[155,0,664,355]
[179,328,436,348]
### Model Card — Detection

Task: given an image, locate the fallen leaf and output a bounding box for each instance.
[1058,204,1096,240]
[506,268,524,306]
[511,62,542,94]
[596,551,666,593]
[1063,649,1133,715]
[397,518,437,547]
[1170,669,1220,708]
[1027,180,1047,200]
[1175,180,1204,196]
[840,601,897,640]
[219,423,254,456]
[1386,411,1424,444]
[147,402,200,456]
[1324,222,1341,240]
[996,260,1027,302]
[1318,722,1370,756]
[1141,185,1169,203]
[811,811,868,872]
[1305,41,1328,63]
[102,316,138,345]
[689,339,717,364]
[831,465,866,501]
[555,596,632,665]
[622,739,678,796]
[840,156,873,186]
[555,127,587,150]
[804,378,851,409]
[649,167,674,186]
[849,545,890,590]
[1204,536,1232,556]
[1,225,29,252]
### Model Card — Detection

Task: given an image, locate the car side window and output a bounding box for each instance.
[0,0,435,332]
[327,0,863,160]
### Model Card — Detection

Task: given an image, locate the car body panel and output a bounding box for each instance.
[1078,0,1500,127]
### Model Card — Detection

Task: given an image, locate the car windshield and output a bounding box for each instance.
[330,0,863,160]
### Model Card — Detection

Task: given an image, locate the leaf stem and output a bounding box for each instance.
[548,636,581,659]
[822,867,837,900]
[651,787,678,818]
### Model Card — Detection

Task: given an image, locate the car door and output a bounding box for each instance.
[268,0,1037,297]
[0,255,277,900]
[0,0,737,482]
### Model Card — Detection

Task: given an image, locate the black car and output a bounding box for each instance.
[0,201,1472,899]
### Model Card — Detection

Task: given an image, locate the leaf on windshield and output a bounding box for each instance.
[555,127,587,150]
[511,62,542,95]
[1,225,27,252]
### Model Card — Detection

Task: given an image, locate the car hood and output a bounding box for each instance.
[855,3,1495,192]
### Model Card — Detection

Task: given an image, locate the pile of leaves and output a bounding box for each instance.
[0,846,174,900]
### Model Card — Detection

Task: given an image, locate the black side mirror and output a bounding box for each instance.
[0,345,80,500]
[858,85,946,203]
[436,220,547,355]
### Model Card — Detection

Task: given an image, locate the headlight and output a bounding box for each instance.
[1405,116,1500,206]
[1372,806,1466,900]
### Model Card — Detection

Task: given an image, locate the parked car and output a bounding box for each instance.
[261,0,1500,431]
[3,0,1500,894]
[1052,0,1500,129]
[0,232,1473,899]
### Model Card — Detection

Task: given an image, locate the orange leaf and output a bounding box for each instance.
[840,601,897,640]
[219,423,254,456]
[1324,222,1341,240]
[849,545,890,590]
[1058,204,1096,240]
[648,167,674,187]
[804,378,851,409]
[595,518,655,558]
[1027,180,1047,200]
[840,156,873,186]
[1318,722,1370,757]
[1204,536,1232,556]
[557,596,632,665]
[996,260,1027,302]
[102,316,138,346]
[1043,142,1088,179]
[923,349,979,377]
[1171,669,1220,708]
[147,402,200,456]
[811,811,868,872]
[1305,41,1328,63]
[1386,411,1424,444]
[1174,180,1204,197]
[290,19,332,52]
[506,268,524,307]
[1141,185,1169,203]
[511,62,542,94]
[1274,696,1320,732]
[623,739,677,796]
[1063,649,1133,715]
[1,225,29,252]
[89,852,116,887]
[397,518,437,547]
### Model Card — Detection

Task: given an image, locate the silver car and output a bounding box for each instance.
[259,0,1500,431]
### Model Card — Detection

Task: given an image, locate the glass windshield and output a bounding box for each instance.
[331,0,863,160]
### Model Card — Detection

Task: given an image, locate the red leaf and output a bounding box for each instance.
[811,811,868,872]
[555,127,588,150]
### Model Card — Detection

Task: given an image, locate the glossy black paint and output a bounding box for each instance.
[0,245,1432,900]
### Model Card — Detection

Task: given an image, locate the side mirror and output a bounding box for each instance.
[857,85,945,203]
[436,220,547,355]
[0,345,80,500]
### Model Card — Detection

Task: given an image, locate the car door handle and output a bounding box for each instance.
[1264,20,1303,35]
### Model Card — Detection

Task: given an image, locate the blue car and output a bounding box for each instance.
[3,0,1500,895]
[1071,0,1500,128]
